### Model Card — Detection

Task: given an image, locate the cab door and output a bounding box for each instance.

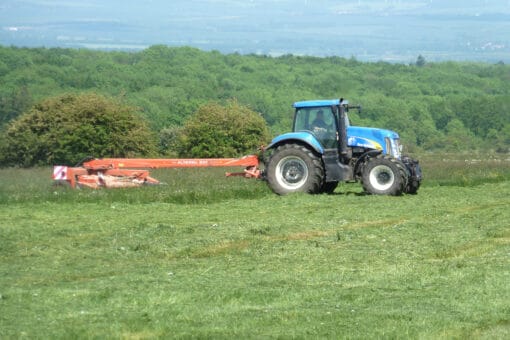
[293,106,338,149]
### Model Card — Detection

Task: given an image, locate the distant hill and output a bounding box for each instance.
[1,0,509,63]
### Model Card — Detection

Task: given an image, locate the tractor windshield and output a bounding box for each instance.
[294,107,338,148]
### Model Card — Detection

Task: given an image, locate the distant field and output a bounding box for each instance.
[1,155,509,338]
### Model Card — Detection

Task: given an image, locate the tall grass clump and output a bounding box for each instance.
[418,152,510,187]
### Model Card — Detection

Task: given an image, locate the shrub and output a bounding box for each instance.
[0,93,157,167]
[177,100,270,157]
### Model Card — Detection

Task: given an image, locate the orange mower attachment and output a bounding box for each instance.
[53,155,262,189]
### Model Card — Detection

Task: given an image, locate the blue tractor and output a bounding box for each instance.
[263,98,422,195]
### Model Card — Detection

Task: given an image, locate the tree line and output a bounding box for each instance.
[0,92,269,166]
[0,45,509,158]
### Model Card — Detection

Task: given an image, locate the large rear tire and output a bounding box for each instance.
[321,181,339,194]
[266,143,324,195]
[362,155,407,196]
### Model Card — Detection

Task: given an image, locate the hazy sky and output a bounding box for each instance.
[1,0,510,61]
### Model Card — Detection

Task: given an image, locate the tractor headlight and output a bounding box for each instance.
[386,137,401,158]
[393,138,402,159]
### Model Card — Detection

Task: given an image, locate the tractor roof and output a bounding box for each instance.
[293,99,348,108]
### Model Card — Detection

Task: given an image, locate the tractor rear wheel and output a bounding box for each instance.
[321,181,339,194]
[266,143,324,195]
[362,155,407,196]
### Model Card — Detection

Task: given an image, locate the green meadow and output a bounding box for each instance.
[1,155,509,338]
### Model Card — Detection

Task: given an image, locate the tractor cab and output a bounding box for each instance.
[293,105,339,149]
[292,99,354,149]
[293,99,357,160]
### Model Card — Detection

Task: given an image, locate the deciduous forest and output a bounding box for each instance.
[1,45,509,157]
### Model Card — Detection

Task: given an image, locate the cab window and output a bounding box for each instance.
[294,107,337,148]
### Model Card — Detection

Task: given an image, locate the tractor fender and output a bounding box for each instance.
[265,132,324,155]
[353,149,382,178]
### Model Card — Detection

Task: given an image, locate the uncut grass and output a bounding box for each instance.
[0,167,272,205]
[1,180,509,338]
[419,153,510,187]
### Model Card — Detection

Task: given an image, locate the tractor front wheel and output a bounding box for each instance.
[265,143,324,195]
[362,156,407,196]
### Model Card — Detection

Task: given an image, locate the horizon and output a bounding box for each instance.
[1,0,510,63]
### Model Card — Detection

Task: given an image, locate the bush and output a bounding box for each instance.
[177,100,270,157]
[0,93,157,167]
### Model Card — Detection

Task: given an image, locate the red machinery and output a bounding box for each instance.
[53,155,261,189]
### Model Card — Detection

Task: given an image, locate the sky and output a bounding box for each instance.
[1,0,510,62]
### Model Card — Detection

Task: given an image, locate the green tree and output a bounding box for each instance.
[1,45,510,153]
[159,126,182,156]
[444,118,478,150]
[177,100,270,158]
[0,86,33,127]
[0,93,157,167]
[416,55,426,67]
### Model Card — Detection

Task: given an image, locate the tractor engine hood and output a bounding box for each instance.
[347,126,400,155]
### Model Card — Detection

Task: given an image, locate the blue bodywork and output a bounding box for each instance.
[293,99,343,108]
[267,99,401,157]
[267,127,398,155]
[269,131,325,154]
[347,126,400,155]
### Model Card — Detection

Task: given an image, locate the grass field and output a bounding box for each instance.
[1,154,509,338]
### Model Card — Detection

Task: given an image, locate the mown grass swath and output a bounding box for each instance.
[0,155,509,338]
